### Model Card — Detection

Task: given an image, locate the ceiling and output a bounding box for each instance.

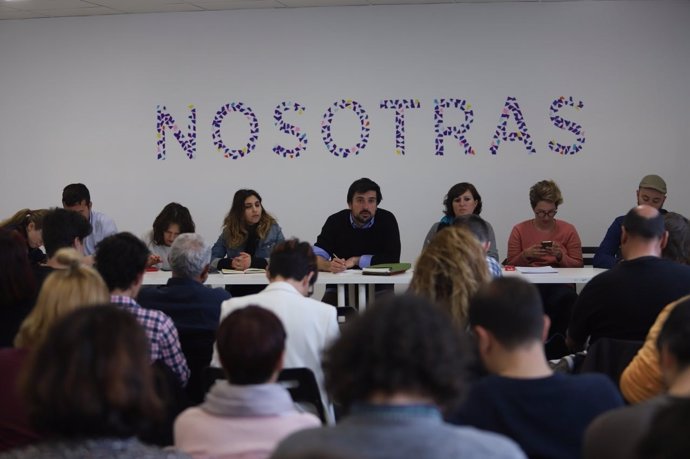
[0,0,659,21]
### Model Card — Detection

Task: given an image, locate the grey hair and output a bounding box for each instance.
[169,233,211,279]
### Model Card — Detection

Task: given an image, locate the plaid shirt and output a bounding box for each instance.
[487,256,503,279]
[110,295,190,385]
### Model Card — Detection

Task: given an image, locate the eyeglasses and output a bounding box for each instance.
[534,209,558,217]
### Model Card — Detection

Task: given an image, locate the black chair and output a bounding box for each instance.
[577,337,644,387]
[141,360,190,447]
[178,328,216,404]
[201,366,327,425]
[202,366,225,395]
[277,367,327,425]
[336,306,357,328]
[582,246,598,266]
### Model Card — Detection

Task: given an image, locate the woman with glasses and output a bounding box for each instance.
[504,180,582,357]
[505,179,583,268]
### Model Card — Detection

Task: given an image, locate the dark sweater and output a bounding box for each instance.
[314,209,401,266]
[449,373,623,459]
[568,256,690,347]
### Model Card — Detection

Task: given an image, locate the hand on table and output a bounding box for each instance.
[328,256,348,273]
[232,252,252,270]
[146,254,162,267]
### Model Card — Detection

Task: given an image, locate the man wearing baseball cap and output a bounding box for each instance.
[593,174,668,268]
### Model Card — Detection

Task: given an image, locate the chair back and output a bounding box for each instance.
[577,337,644,386]
[178,328,216,404]
[581,246,598,266]
[277,367,327,425]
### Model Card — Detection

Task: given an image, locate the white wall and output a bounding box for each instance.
[1,1,689,263]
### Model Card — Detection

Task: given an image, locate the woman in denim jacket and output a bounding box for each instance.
[211,189,285,273]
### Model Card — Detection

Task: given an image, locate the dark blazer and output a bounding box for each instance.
[137,277,230,332]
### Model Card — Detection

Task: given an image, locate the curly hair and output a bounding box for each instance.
[14,248,109,348]
[443,182,482,217]
[529,179,563,209]
[410,226,491,329]
[222,189,277,248]
[323,294,466,410]
[151,202,195,246]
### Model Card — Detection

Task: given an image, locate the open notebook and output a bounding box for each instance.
[221,268,267,274]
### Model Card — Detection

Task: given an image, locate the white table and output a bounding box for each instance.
[503,267,607,284]
[144,267,605,309]
[143,269,412,309]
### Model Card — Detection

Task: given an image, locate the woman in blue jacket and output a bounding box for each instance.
[212,189,284,272]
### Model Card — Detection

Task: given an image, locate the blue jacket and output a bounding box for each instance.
[137,277,230,331]
[210,222,285,268]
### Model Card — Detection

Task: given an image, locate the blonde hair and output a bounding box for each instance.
[14,248,109,348]
[409,226,491,329]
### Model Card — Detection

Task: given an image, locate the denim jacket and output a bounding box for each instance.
[210,222,285,268]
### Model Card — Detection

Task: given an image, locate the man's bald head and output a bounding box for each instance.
[623,205,666,240]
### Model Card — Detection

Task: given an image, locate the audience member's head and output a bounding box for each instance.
[168,233,210,280]
[0,230,35,306]
[267,239,318,291]
[0,208,48,249]
[662,212,690,264]
[95,232,149,293]
[453,214,491,249]
[637,398,690,459]
[346,178,382,205]
[656,298,690,384]
[62,183,93,221]
[444,182,483,217]
[151,202,195,247]
[623,205,666,240]
[323,294,466,410]
[41,208,92,258]
[410,226,490,328]
[469,277,546,350]
[216,305,286,385]
[22,306,163,439]
[14,248,108,348]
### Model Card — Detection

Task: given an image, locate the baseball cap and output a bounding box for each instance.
[639,175,667,194]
